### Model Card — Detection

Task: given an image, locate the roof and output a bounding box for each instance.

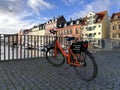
[111,12,120,21]
[47,15,66,22]
[95,10,107,23]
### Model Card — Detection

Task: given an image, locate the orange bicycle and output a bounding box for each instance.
[46,29,97,81]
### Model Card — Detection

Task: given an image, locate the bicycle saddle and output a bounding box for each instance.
[65,36,75,41]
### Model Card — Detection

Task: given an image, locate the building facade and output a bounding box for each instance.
[81,11,110,40]
[110,12,120,39]
[45,15,66,36]
[28,24,45,36]
[57,18,84,39]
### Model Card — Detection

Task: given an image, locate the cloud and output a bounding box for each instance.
[62,0,78,6]
[0,0,52,34]
[27,0,54,15]
[70,0,117,19]
[72,4,93,18]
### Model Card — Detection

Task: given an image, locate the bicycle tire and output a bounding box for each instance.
[46,47,65,66]
[74,49,97,81]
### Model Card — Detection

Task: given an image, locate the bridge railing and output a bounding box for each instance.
[0,34,120,61]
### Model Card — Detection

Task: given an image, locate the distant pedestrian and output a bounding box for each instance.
[101,39,105,49]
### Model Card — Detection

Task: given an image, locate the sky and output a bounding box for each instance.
[0,0,120,34]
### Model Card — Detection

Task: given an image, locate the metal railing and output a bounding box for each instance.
[0,34,120,61]
[0,34,57,61]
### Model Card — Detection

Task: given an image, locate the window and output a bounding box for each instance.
[81,27,83,30]
[89,16,93,19]
[113,25,116,30]
[76,20,79,24]
[89,33,92,37]
[119,25,120,30]
[118,33,120,38]
[67,30,69,34]
[98,32,101,35]
[61,31,63,35]
[89,20,93,24]
[99,25,101,28]
[71,22,73,25]
[70,29,72,34]
[93,26,96,30]
[89,27,92,31]
[85,34,87,36]
[112,33,116,38]
[114,16,118,19]
[76,28,79,34]
[64,23,67,27]
[113,26,115,30]
[64,30,66,35]
[82,34,84,36]
[94,33,96,35]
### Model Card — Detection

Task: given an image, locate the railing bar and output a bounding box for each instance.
[4,35,6,60]
[40,36,42,57]
[0,34,1,60]
[24,35,25,59]
[31,35,32,58]
[8,35,10,60]
[34,36,36,58]
[16,34,18,59]
[20,35,22,59]
[27,35,29,58]
[12,35,14,60]
[36,36,39,57]
[39,36,40,57]
[37,36,40,57]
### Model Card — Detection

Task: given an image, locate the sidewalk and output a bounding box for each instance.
[0,52,120,90]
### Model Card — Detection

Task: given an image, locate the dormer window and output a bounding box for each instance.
[114,16,118,19]
[55,19,57,22]
[76,20,79,24]
[89,16,93,19]
[71,22,73,25]
[64,23,67,27]
[59,24,62,27]
[98,19,101,22]
[52,19,54,22]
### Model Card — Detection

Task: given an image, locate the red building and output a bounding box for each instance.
[57,18,85,40]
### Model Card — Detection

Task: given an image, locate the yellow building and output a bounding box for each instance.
[110,12,120,39]
[82,11,110,39]
[28,24,45,36]
[81,10,110,48]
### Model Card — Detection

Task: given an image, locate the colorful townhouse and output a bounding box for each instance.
[81,10,110,48]
[45,15,66,36]
[28,24,46,36]
[57,18,84,39]
[110,12,120,40]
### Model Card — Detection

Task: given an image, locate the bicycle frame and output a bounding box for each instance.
[53,38,82,66]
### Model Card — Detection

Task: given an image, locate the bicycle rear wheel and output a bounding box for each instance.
[46,47,65,66]
[74,49,97,81]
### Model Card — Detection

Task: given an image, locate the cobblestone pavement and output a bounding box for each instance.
[0,52,120,90]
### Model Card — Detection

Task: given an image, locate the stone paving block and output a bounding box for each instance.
[0,86,8,90]
[0,52,120,90]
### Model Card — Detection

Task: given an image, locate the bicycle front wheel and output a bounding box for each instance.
[74,49,97,81]
[46,47,65,66]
